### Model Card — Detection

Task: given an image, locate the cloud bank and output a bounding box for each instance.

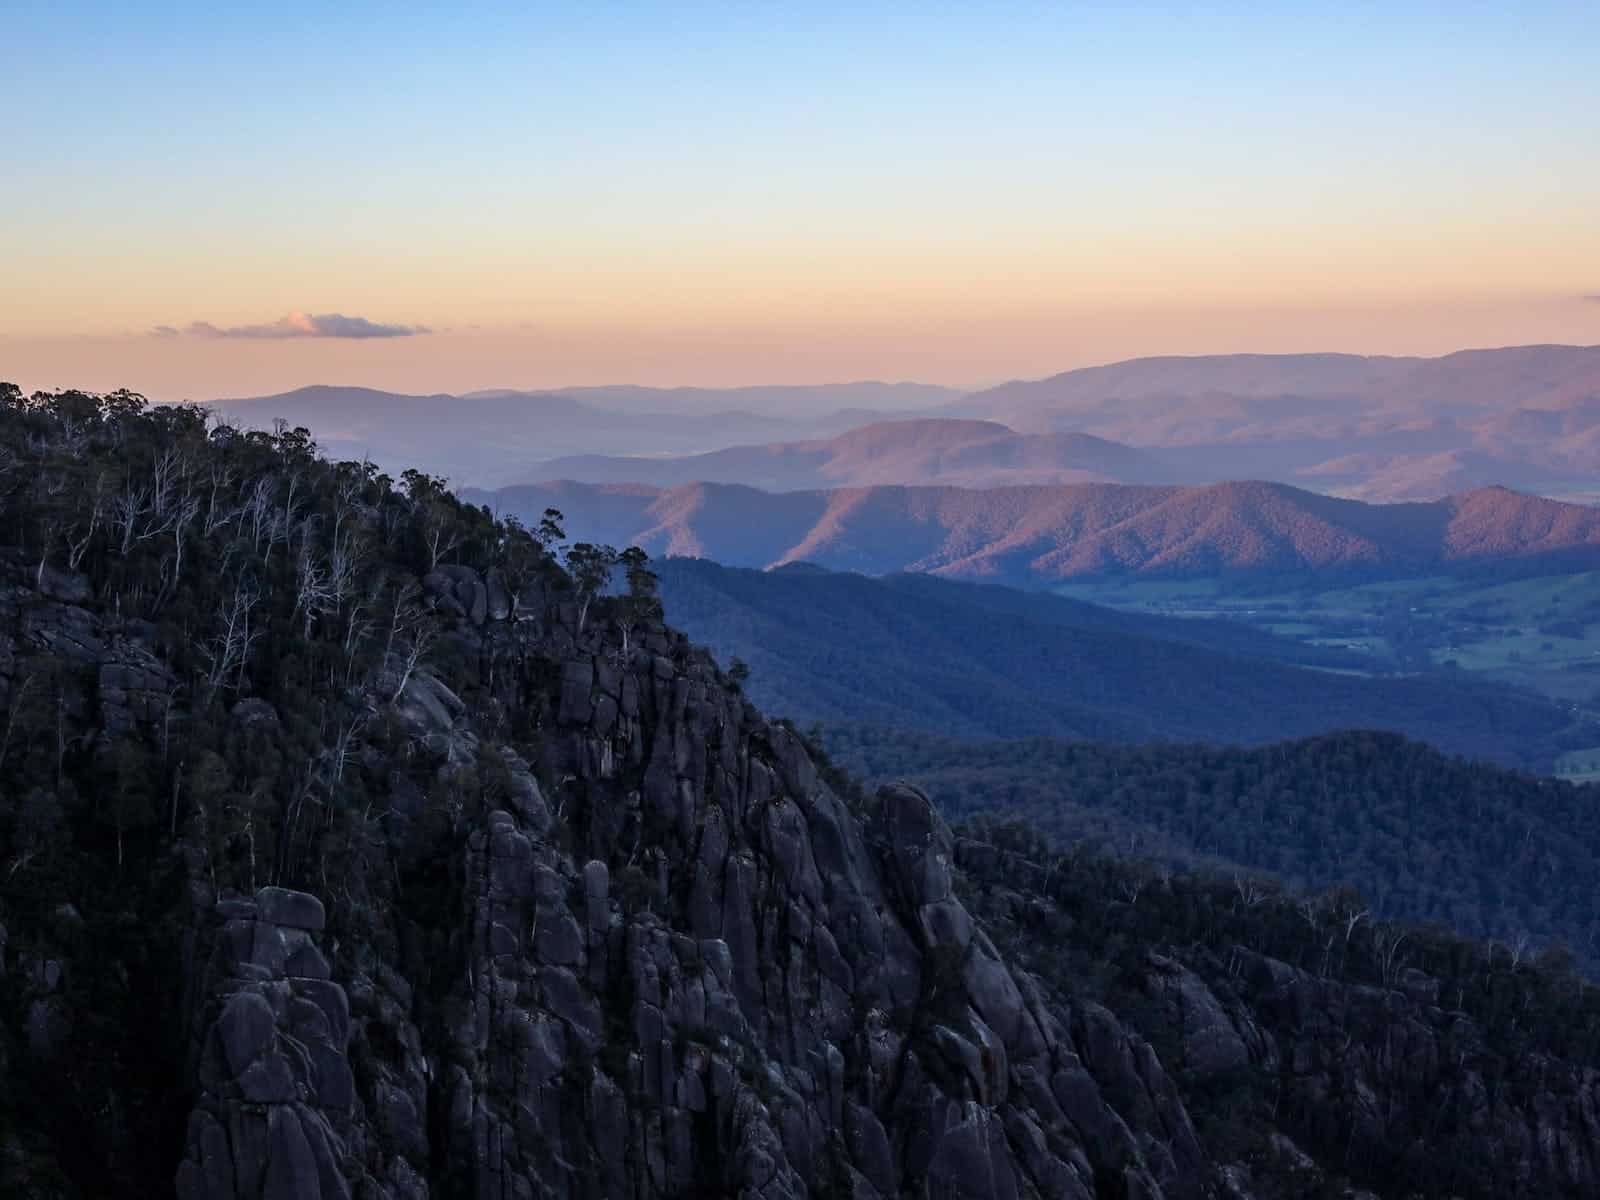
[158,311,428,339]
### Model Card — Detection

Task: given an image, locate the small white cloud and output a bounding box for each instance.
[180,311,428,339]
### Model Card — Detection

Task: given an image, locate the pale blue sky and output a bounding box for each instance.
[5,2,1598,394]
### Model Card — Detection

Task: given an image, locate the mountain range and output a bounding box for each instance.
[953,344,1600,500]
[206,382,959,487]
[473,478,1600,585]
[527,419,1172,490]
[207,345,1600,502]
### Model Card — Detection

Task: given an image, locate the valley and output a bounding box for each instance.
[649,558,1599,771]
[1057,571,1600,693]
[1053,571,1600,778]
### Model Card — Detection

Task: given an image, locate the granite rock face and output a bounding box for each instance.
[176,887,353,1200]
[155,593,1216,1200]
[7,545,1600,1200]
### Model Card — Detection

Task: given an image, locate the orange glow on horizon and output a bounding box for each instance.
[6,293,1597,402]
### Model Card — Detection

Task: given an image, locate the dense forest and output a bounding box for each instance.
[0,382,596,896]
[824,725,1600,971]
[951,815,1600,1199]
[653,557,1594,767]
[7,384,1600,1198]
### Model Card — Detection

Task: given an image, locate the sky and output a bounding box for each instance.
[4,1,1599,400]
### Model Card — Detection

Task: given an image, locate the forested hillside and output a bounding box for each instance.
[824,726,1600,970]
[653,558,1592,767]
[6,384,1600,1198]
[871,570,1362,668]
[952,817,1600,1199]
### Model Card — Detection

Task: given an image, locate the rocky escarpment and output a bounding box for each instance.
[176,888,353,1200]
[7,549,1600,1199]
[156,565,1216,1199]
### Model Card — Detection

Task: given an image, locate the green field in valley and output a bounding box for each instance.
[1056,571,1600,718]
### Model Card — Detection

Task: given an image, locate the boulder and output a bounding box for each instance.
[257,887,326,932]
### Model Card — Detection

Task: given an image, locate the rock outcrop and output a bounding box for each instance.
[177,887,353,1200]
[140,584,1227,1199]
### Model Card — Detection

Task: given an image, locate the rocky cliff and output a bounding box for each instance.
[158,571,1214,1200]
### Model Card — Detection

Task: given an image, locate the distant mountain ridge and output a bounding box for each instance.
[953,344,1600,500]
[205,382,960,487]
[957,345,1600,427]
[472,478,1600,584]
[206,345,1600,501]
[528,418,1170,491]
[461,380,959,415]
[516,346,1600,501]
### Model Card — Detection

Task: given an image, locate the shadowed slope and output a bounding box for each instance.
[652,558,1589,767]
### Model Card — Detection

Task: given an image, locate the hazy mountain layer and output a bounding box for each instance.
[210,346,1600,502]
[206,382,959,488]
[530,419,1171,490]
[956,344,1600,500]
[465,380,959,415]
[504,346,1600,501]
[475,478,1600,584]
